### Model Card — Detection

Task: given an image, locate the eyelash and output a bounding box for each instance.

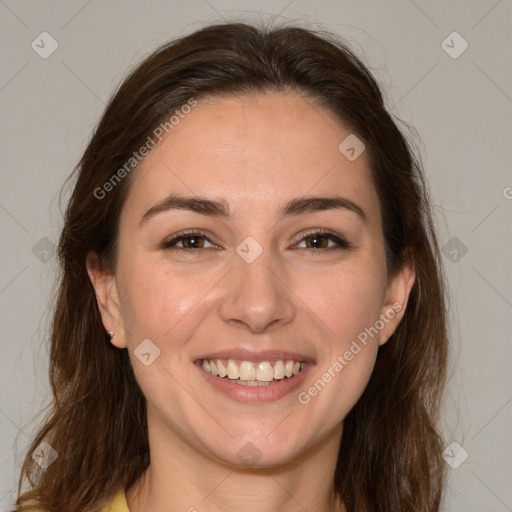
[160,229,351,253]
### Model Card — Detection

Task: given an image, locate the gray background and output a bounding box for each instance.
[1,1,511,510]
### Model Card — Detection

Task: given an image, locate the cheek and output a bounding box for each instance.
[312,347,378,427]
[306,262,386,345]
[296,261,385,409]
[119,247,386,353]
[298,273,383,425]
[118,254,197,338]
[117,257,228,376]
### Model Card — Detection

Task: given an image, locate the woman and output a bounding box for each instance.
[13,20,448,512]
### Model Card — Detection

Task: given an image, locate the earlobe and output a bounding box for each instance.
[378,260,416,346]
[85,251,127,349]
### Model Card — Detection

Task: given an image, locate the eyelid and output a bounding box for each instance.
[292,228,351,250]
[160,229,219,250]
[160,228,351,251]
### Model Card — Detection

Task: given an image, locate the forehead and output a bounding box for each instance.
[123,91,380,223]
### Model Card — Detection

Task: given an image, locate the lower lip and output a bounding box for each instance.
[195,361,314,403]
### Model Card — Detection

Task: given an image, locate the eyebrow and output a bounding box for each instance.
[139,193,368,227]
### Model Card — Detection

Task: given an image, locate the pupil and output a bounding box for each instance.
[308,235,325,249]
[186,236,201,248]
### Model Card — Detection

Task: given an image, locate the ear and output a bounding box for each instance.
[378,254,416,347]
[86,250,127,349]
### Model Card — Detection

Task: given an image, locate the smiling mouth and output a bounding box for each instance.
[199,358,306,386]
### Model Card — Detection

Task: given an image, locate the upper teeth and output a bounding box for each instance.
[201,359,305,381]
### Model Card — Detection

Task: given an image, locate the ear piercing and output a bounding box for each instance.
[108,331,115,339]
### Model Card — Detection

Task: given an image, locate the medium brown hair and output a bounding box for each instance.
[13,20,448,512]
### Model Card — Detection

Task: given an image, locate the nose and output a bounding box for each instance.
[218,243,296,333]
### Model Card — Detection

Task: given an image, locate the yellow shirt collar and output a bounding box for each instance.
[104,489,129,512]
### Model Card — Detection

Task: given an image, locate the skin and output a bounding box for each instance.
[87,92,415,512]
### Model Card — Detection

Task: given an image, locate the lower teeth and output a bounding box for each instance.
[233,379,273,386]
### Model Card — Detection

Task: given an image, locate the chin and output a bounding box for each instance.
[202,435,303,470]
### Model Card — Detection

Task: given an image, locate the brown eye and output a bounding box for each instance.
[296,230,350,251]
[304,233,329,249]
[180,235,205,249]
[161,231,216,251]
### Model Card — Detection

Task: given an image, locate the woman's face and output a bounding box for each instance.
[89,92,414,468]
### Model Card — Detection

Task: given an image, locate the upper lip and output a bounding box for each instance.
[195,349,314,363]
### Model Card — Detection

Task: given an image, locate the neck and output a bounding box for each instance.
[126,418,346,512]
